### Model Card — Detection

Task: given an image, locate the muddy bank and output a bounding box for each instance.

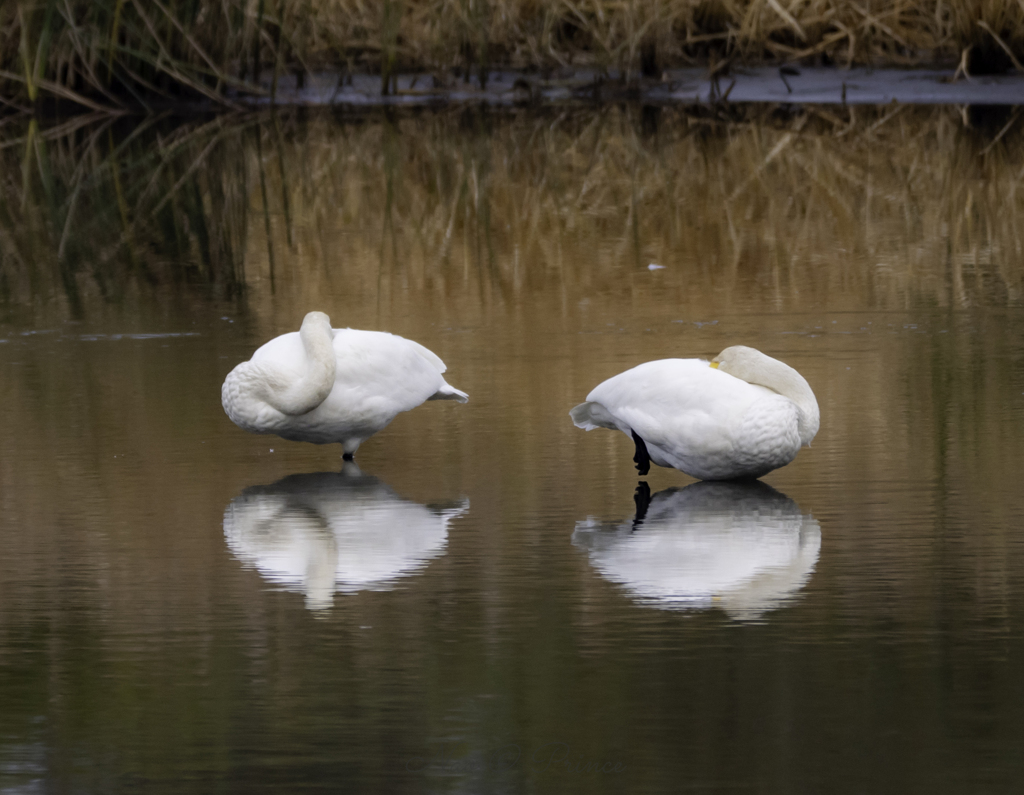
[241,67,1024,107]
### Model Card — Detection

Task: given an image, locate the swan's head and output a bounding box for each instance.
[710,345,776,378]
[711,345,820,446]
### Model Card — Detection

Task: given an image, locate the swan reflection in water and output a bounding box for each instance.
[224,464,468,610]
[572,480,821,621]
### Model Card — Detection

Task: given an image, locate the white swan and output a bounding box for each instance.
[572,481,821,620]
[223,464,467,610]
[222,311,468,458]
[570,345,819,480]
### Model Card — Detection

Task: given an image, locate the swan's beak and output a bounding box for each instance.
[709,362,720,369]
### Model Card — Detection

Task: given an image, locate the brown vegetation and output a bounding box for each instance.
[3,1,1024,110]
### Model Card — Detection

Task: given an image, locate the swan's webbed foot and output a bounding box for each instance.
[632,481,652,530]
[342,452,355,462]
[631,430,651,476]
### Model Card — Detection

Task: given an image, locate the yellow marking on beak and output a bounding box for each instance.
[709,362,720,369]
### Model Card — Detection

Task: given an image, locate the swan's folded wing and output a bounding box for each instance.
[403,338,448,373]
[585,359,719,408]
[615,404,737,461]
[332,329,450,413]
[585,358,764,457]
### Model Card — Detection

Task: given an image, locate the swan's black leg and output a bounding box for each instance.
[631,430,651,476]
[632,481,652,530]
[342,452,355,462]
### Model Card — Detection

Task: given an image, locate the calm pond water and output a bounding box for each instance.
[2,105,1024,793]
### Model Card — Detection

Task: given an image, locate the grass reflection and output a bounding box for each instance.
[2,104,1024,321]
[0,113,252,317]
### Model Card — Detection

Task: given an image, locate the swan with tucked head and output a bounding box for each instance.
[222,312,468,458]
[570,345,818,480]
[223,464,467,611]
[573,480,821,620]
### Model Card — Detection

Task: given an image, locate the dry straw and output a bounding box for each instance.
[3,1,1024,109]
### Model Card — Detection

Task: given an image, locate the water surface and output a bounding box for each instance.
[2,105,1024,793]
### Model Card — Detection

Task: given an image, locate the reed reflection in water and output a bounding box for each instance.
[4,103,1024,324]
[2,104,1024,794]
[224,465,467,610]
[573,481,821,620]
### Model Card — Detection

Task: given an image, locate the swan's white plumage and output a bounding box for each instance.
[222,312,467,454]
[572,481,821,620]
[223,466,467,610]
[570,347,818,480]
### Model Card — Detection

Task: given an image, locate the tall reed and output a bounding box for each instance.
[4,2,1024,110]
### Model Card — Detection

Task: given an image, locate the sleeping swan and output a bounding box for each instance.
[222,311,468,458]
[570,346,818,480]
[572,480,821,619]
[223,464,467,611]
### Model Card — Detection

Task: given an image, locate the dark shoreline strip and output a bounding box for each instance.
[232,67,1024,108]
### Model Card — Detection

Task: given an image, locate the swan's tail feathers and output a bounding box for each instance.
[429,384,469,403]
[570,401,617,431]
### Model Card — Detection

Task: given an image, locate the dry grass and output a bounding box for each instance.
[3,1,1024,109]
